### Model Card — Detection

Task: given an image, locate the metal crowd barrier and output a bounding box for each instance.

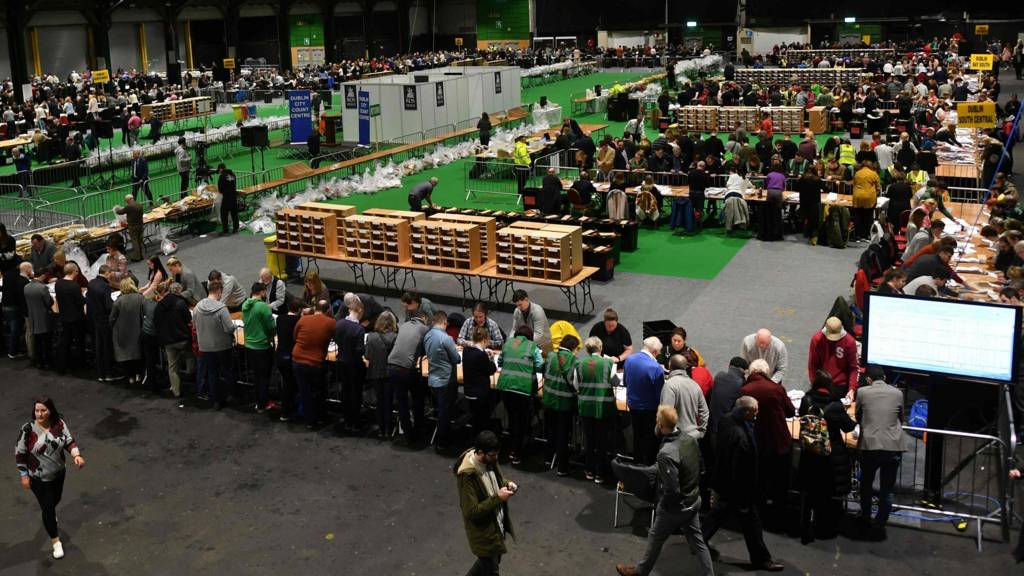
[947,186,988,204]
[850,425,1011,550]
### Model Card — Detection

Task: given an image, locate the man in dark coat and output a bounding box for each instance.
[217,163,239,235]
[575,131,597,170]
[702,396,784,572]
[86,265,116,381]
[740,359,796,527]
[540,167,563,215]
[455,431,517,575]
[708,356,749,435]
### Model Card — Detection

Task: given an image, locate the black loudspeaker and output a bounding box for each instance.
[240,124,268,148]
[95,120,114,139]
[166,62,182,86]
[539,96,548,107]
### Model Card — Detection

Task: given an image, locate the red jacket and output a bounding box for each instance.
[691,366,714,397]
[807,329,859,392]
[740,373,795,456]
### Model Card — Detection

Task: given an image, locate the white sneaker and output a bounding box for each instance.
[52,541,64,559]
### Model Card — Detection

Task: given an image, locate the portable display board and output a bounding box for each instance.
[975,24,990,35]
[92,69,110,83]
[956,101,998,128]
[436,82,445,107]
[455,37,464,46]
[494,71,502,94]
[971,53,994,70]
[404,85,418,110]
[345,85,357,109]
[288,90,313,144]
[223,58,236,69]
[358,90,371,146]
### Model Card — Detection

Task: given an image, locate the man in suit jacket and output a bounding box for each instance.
[702,396,783,572]
[23,266,54,367]
[2,262,30,358]
[86,265,116,381]
[54,263,86,374]
[856,365,904,540]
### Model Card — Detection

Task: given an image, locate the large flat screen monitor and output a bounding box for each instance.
[863,293,1022,384]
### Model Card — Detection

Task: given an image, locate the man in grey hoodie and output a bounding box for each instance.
[387,312,430,443]
[195,280,237,410]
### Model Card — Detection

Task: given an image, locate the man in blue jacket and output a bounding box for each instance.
[624,337,665,465]
[423,310,460,452]
[131,149,152,203]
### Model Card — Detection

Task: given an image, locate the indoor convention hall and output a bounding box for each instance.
[0,1,1023,574]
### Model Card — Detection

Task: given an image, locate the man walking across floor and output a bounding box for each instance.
[615,405,715,576]
[130,150,152,204]
[455,430,518,576]
[702,396,784,572]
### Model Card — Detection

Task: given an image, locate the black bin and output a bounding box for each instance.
[643,319,677,352]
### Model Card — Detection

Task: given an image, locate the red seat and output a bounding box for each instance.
[854,269,870,311]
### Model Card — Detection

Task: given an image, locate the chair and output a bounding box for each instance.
[521,187,541,210]
[606,189,628,219]
[611,455,656,528]
[566,187,592,216]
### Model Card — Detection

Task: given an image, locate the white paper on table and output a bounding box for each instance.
[986,290,1001,300]
[233,319,244,327]
[943,219,962,235]
[827,192,838,203]
[655,185,672,195]
[958,257,982,263]
[955,266,986,274]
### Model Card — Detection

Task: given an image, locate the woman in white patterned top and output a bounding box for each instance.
[15,397,86,560]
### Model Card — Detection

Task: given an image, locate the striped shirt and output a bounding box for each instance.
[15,419,80,481]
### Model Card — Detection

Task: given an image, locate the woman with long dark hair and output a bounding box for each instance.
[140,255,168,298]
[15,397,86,559]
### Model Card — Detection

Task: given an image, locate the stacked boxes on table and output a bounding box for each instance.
[410,220,483,271]
[496,223,583,281]
[274,209,338,257]
[675,106,718,133]
[362,208,427,223]
[339,215,410,263]
[718,107,760,133]
[762,107,804,134]
[296,202,357,219]
[733,68,866,86]
[428,213,497,264]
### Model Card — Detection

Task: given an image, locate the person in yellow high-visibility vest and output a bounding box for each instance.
[512,135,532,196]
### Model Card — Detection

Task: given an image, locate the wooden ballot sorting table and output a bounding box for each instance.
[272,205,600,317]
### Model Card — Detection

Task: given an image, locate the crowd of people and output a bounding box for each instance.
[4,215,912,569]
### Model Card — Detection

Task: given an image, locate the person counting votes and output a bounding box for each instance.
[207,270,246,312]
[496,326,544,465]
[588,308,633,363]
[903,266,953,297]
[904,243,955,283]
[660,354,709,440]
[458,302,504,350]
[740,328,788,384]
[876,268,908,295]
[578,337,619,483]
[624,337,666,465]
[541,334,580,476]
[462,327,498,435]
[408,177,438,211]
[423,311,460,451]
[659,326,705,369]
[740,358,795,527]
[510,289,550,352]
[807,316,860,401]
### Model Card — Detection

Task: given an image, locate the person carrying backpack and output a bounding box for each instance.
[796,371,856,544]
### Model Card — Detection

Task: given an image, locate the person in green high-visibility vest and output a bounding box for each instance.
[577,336,620,483]
[496,326,544,465]
[542,334,580,476]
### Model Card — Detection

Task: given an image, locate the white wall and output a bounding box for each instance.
[745,26,809,56]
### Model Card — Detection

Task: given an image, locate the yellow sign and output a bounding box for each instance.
[455,37,464,46]
[92,69,110,83]
[975,24,989,35]
[971,53,994,70]
[223,58,236,70]
[956,102,997,128]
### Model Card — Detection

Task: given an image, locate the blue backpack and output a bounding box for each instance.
[907,399,928,438]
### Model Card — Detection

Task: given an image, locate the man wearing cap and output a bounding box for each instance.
[807,317,860,401]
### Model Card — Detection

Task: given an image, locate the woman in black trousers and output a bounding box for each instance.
[15,397,86,559]
[462,327,498,434]
[797,372,856,544]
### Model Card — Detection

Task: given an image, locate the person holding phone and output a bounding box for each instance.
[15,397,86,559]
[455,431,518,575]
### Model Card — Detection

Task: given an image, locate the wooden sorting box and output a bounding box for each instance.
[296,202,357,219]
[762,107,804,134]
[140,96,213,122]
[675,106,718,133]
[339,215,411,264]
[428,213,497,263]
[497,224,584,282]
[806,106,828,134]
[363,208,426,222]
[410,220,482,271]
[717,106,760,133]
[274,209,338,257]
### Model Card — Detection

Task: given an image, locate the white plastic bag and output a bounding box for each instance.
[88,253,109,281]
[157,226,178,255]
[63,241,92,279]
[113,206,127,228]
